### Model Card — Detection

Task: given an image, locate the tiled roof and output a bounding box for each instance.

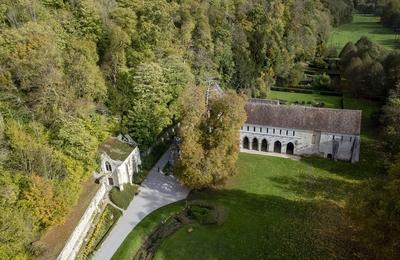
[245,101,362,135]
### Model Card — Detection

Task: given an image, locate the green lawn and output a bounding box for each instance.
[113,95,383,259]
[112,203,185,260]
[330,14,399,51]
[114,145,382,259]
[268,90,342,108]
[343,96,381,139]
[153,150,381,260]
[109,184,139,210]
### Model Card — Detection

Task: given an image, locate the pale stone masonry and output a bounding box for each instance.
[57,182,107,260]
[99,134,142,190]
[241,99,362,163]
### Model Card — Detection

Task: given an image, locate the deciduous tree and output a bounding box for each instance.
[175,86,247,189]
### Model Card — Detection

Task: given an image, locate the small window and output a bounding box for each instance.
[253,127,256,132]
[105,161,112,172]
[108,177,114,185]
[247,126,249,131]
[341,136,344,141]
[267,128,269,133]
[260,127,262,133]
[312,134,316,144]
[350,137,352,142]
[333,135,335,140]
[273,129,275,134]
[280,130,282,135]
[286,130,288,136]
[293,131,295,136]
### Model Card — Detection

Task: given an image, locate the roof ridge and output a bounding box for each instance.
[247,101,362,113]
[245,101,362,135]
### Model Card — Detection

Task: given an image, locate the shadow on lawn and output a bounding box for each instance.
[268,173,355,203]
[379,38,400,49]
[159,189,371,259]
[300,137,385,182]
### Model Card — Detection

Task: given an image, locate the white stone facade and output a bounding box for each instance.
[240,123,360,162]
[101,148,141,190]
[100,135,142,191]
[57,182,107,260]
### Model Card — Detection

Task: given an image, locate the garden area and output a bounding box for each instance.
[78,204,122,259]
[330,14,400,51]
[111,95,383,260]
[268,90,342,108]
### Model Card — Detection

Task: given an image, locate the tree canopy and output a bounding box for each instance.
[175,86,247,189]
[0,0,353,258]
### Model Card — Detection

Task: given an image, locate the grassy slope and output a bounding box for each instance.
[269,90,342,108]
[330,14,399,51]
[113,96,383,260]
[109,184,138,210]
[112,203,184,260]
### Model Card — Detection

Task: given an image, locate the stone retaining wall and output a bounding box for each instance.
[57,181,108,260]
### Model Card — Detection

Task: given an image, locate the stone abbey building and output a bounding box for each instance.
[99,134,142,190]
[240,99,362,163]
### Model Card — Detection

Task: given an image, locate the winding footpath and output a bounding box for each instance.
[93,148,189,260]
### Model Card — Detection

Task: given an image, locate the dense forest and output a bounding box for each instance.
[0,0,399,259]
[0,1,338,258]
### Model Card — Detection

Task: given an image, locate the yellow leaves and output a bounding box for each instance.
[176,87,247,189]
[5,120,30,151]
[21,175,65,228]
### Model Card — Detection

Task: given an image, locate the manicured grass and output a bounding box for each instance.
[268,90,342,108]
[330,14,399,51]
[113,96,383,259]
[114,143,382,259]
[343,96,381,138]
[109,184,139,210]
[154,150,381,260]
[112,202,185,260]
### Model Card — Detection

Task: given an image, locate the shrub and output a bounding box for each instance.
[313,73,331,89]
[28,241,48,257]
[133,169,148,185]
[187,201,228,225]
[142,140,171,170]
[162,162,174,176]
[188,206,215,225]
[313,57,328,69]
[79,205,122,258]
[282,63,305,87]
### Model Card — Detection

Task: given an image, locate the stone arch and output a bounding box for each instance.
[286,142,294,155]
[274,141,282,153]
[243,137,250,150]
[105,161,112,172]
[261,139,268,152]
[252,138,259,151]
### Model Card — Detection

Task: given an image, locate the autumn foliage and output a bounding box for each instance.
[175,86,247,189]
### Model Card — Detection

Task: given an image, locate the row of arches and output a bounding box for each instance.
[243,137,294,155]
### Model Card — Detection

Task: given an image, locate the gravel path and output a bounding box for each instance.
[92,149,189,260]
[240,149,301,160]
